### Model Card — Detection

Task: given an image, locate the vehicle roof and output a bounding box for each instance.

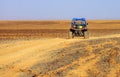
[72,18,86,21]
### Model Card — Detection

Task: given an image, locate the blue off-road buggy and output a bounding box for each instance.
[68,18,89,39]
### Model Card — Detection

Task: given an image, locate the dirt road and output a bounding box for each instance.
[0,34,120,77]
[0,37,83,77]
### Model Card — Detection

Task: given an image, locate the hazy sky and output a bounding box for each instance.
[0,0,120,20]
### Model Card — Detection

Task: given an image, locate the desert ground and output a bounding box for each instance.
[0,20,120,77]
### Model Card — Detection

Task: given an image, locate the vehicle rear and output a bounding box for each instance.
[68,18,89,39]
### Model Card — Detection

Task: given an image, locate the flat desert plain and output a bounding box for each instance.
[0,20,120,77]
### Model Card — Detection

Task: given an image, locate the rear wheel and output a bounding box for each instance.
[84,31,89,39]
[68,31,73,39]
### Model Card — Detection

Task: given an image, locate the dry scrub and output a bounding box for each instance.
[0,20,120,39]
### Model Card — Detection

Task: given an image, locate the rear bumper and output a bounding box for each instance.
[70,28,87,31]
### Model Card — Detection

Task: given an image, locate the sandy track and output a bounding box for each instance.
[0,38,82,77]
[0,34,120,77]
